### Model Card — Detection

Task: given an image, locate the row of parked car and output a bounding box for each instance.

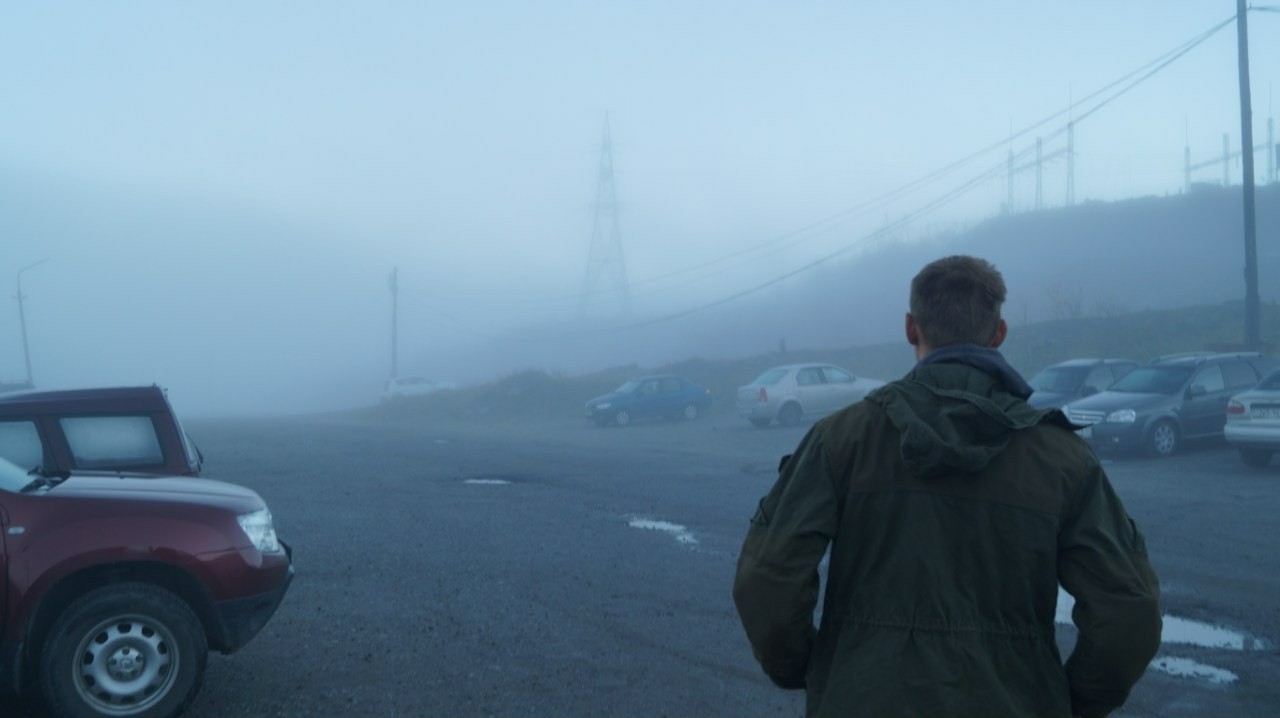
[584,363,887,428]
[1032,351,1280,466]
[588,351,1280,468]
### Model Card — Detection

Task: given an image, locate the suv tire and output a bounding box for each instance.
[1145,420,1179,458]
[613,409,632,427]
[40,582,207,718]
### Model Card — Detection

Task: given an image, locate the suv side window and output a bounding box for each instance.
[0,420,45,471]
[60,416,165,469]
[1223,361,1260,389]
[1190,365,1226,395]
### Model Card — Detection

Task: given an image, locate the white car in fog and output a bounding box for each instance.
[737,363,885,428]
[381,376,457,402]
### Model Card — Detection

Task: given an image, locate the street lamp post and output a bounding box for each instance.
[16,258,49,388]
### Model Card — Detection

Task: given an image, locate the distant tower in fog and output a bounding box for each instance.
[581,113,632,319]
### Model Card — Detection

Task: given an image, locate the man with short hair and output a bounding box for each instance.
[733,255,1161,718]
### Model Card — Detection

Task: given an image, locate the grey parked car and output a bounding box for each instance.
[1027,358,1139,409]
[737,363,885,428]
[1065,352,1279,457]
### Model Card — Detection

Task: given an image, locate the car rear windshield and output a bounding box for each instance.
[1029,366,1087,392]
[751,369,788,386]
[1109,365,1194,394]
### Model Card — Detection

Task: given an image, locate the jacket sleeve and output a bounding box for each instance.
[1058,457,1162,718]
[732,426,839,690]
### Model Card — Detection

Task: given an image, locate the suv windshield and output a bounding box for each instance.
[1029,366,1087,392]
[1109,365,1194,394]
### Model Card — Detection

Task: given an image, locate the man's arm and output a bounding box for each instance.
[732,426,838,689]
[1058,458,1162,718]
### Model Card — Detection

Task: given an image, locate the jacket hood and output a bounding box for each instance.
[866,345,1070,479]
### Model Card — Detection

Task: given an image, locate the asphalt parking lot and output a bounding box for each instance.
[11,411,1280,717]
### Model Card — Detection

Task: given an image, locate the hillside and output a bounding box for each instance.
[369,298,1280,423]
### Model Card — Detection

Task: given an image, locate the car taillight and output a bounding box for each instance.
[1227,399,1246,415]
[758,387,768,402]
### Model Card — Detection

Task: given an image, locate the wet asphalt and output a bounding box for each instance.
[9,411,1280,717]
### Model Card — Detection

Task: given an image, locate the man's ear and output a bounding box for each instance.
[989,318,1008,348]
[906,313,920,346]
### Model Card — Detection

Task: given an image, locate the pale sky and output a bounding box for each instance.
[2,2,1278,413]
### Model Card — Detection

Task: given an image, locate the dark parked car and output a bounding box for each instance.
[0,385,201,477]
[0,454,292,718]
[584,375,712,426]
[1065,352,1279,457]
[1027,358,1139,409]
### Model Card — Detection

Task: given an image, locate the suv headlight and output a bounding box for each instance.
[1106,409,1137,423]
[237,508,281,553]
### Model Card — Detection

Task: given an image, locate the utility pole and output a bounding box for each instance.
[1035,137,1043,210]
[1223,133,1231,186]
[1006,146,1014,213]
[1238,0,1261,349]
[389,267,399,379]
[1184,119,1191,193]
[1269,116,1275,183]
[1066,121,1075,206]
[15,258,48,389]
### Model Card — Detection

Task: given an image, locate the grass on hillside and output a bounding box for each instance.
[367,300,1280,423]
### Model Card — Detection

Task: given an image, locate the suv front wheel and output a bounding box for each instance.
[40,582,207,718]
[1145,420,1180,458]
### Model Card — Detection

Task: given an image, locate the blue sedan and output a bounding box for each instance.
[584,375,712,427]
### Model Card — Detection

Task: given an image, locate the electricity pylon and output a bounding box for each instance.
[581,113,631,319]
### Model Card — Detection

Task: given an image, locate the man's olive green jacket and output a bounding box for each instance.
[732,353,1161,718]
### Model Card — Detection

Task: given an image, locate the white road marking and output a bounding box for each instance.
[628,518,698,545]
[1149,657,1238,685]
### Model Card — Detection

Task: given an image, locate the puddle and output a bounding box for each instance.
[1149,657,1238,685]
[1057,588,1267,650]
[628,518,697,545]
[464,479,510,485]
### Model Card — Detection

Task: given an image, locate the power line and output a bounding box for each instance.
[418,14,1239,321]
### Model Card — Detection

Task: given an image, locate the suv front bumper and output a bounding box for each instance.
[214,540,294,653]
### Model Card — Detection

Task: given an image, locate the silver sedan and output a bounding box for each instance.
[1224,369,1280,467]
[736,363,885,428]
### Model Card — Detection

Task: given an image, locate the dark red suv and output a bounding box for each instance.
[0,389,293,718]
